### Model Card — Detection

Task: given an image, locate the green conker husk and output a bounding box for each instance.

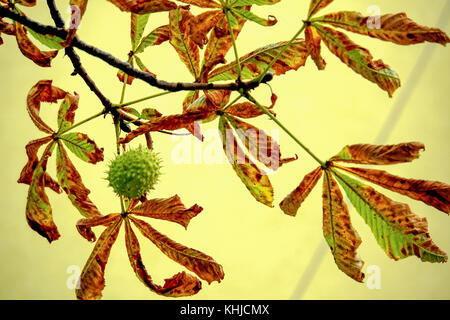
[107,147,161,199]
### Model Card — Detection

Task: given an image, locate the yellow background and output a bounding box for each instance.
[0,0,449,300]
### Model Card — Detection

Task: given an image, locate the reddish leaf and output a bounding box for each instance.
[334,171,447,263]
[131,216,225,284]
[14,22,58,67]
[330,142,424,165]
[124,219,202,297]
[26,80,67,134]
[280,166,323,216]
[25,142,60,242]
[107,0,177,14]
[219,116,274,207]
[335,165,450,214]
[18,136,61,193]
[315,11,450,46]
[76,218,122,300]
[313,24,401,97]
[225,101,275,119]
[119,109,216,144]
[76,213,121,242]
[305,25,326,70]
[182,90,203,141]
[322,170,365,282]
[307,0,334,19]
[227,115,282,170]
[131,195,203,229]
[199,12,247,81]
[169,6,200,78]
[56,142,102,218]
[177,0,220,8]
[190,10,224,48]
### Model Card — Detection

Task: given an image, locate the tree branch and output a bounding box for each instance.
[0,5,272,92]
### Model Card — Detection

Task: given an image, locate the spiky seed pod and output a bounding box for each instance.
[106,147,161,199]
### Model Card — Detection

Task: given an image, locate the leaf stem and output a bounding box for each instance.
[256,22,307,83]
[56,109,105,137]
[224,9,242,81]
[114,91,171,108]
[221,94,243,112]
[245,93,326,168]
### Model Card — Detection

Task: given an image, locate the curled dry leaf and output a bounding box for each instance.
[322,170,365,282]
[14,22,58,67]
[76,213,122,242]
[76,218,123,300]
[124,219,202,297]
[26,80,67,134]
[18,136,61,193]
[280,166,323,217]
[131,195,203,229]
[56,142,102,218]
[130,216,225,284]
[330,142,424,165]
[25,142,60,243]
[305,25,326,70]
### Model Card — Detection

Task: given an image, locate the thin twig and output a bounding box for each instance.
[0,5,271,92]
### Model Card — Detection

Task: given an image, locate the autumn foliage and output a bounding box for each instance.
[1,0,449,299]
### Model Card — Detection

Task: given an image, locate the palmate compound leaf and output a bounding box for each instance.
[280,140,449,282]
[312,11,450,46]
[75,195,222,299]
[208,40,309,81]
[130,216,225,284]
[76,217,123,300]
[312,23,401,97]
[124,218,202,297]
[107,0,177,14]
[333,170,447,263]
[219,116,274,207]
[334,165,450,215]
[322,170,365,282]
[56,141,102,218]
[25,141,61,243]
